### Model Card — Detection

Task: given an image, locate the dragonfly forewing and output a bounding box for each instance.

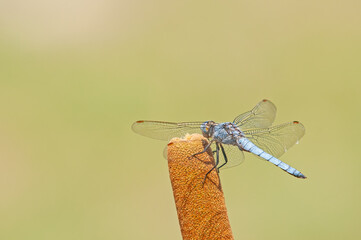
[233,99,277,129]
[131,120,204,141]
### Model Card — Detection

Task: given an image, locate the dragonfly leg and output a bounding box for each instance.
[192,139,214,158]
[216,144,228,171]
[203,143,220,184]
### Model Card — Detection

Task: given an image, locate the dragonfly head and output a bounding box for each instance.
[200,121,216,138]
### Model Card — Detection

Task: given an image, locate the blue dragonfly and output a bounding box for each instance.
[132,99,306,179]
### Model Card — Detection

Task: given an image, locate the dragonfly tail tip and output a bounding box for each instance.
[299,173,307,179]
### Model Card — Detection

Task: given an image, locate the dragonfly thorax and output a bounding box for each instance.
[200,121,216,138]
[212,122,243,145]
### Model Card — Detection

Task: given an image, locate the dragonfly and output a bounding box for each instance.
[132,99,306,179]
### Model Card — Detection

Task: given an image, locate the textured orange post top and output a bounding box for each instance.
[167,134,234,240]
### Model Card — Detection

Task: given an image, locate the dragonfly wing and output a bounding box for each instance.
[132,120,204,141]
[243,121,305,158]
[233,99,277,129]
[217,144,245,170]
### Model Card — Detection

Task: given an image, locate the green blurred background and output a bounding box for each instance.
[0,0,360,239]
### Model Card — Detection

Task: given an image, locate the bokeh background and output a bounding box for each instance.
[0,0,360,239]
